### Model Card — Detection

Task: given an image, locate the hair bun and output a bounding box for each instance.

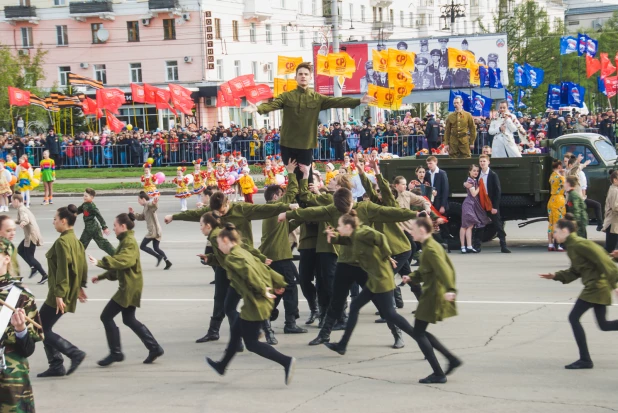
[67,204,78,215]
[128,212,136,222]
[564,212,576,221]
[224,223,236,230]
[348,209,358,217]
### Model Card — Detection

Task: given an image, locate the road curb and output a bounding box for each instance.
[31,188,266,197]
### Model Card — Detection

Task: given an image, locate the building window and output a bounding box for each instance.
[419,13,426,25]
[130,63,142,83]
[400,10,404,26]
[232,20,239,42]
[127,21,139,42]
[361,5,365,22]
[166,60,178,81]
[281,0,285,8]
[267,62,273,82]
[300,30,305,48]
[234,60,241,77]
[250,23,256,43]
[214,18,221,39]
[94,64,107,85]
[312,0,317,15]
[53,0,65,5]
[389,9,394,22]
[313,31,318,43]
[58,66,70,87]
[21,27,33,48]
[372,6,377,22]
[281,25,288,45]
[251,61,258,79]
[56,25,68,46]
[163,19,176,40]
[349,3,353,21]
[428,14,432,25]
[409,12,414,27]
[265,24,272,44]
[298,0,303,14]
[215,59,223,80]
[91,23,103,44]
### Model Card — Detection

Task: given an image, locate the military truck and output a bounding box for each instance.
[379,133,617,242]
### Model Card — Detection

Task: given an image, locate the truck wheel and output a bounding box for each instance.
[446,202,462,248]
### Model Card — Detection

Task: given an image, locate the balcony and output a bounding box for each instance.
[370,0,393,7]
[4,5,37,20]
[243,0,272,21]
[372,21,394,37]
[148,0,179,10]
[69,1,114,20]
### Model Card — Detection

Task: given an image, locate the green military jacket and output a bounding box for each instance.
[10,241,20,279]
[96,230,143,308]
[297,179,337,255]
[444,110,477,151]
[332,226,396,294]
[410,236,457,324]
[260,174,298,261]
[45,229,88,313]
[257,87,360,150]
[225,245,287,321]
[566,190,588,239]
[173,202,289,246]
[77,201,108,230]
[205,227,267,268]
[554,233,618,306]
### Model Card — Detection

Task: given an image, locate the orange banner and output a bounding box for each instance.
[368,84,402,109]
[387,48,415,72]
[372,49,389,73]
[387,67,413,88]
[393,82,414,99]
[469,62,481,86]
[277,56,303,75]
[447,48,475,70]
[316,54,330,76]
[327,52,356,78]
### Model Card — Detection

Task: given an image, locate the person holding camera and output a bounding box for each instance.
[489,101,527,158]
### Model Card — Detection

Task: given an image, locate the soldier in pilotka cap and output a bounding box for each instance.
[488,53,499,69]
[413,57,434,90]
[428,49,442,74]
[444,96,477,158]
[397,41,408,51]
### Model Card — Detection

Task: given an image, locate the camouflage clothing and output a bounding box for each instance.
[77,202,115,256]
[0,273,43,413]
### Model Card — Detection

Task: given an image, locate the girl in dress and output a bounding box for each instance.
[206,158,217,187]
[0,161,12,212]
[215,162,233,197]
[342,153,354,174]
[263,157,276,187]
[192,159,207,196]
[40,150,56,205]
[15,156,33,208]
[547,160,566,251]
[460,164,491,253]
[141,162,160,199]
[172,167,192,212]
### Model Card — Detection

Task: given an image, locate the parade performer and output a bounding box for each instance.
[129,191,172,270]
[141,162,160,199]
[77,188,116,256]
[238,168,256,204]
[444,96,476,158]
[38,205,88,378]
[564,176,588,239]
[401,216,462,384]
[540,214,618,370]
[0,161,12,212]
[378,143,395,160]
[15,157,34,209]
[460,164,491,253]
[206,159,217,187]
[263,157,277,187]
[13,194,47,284]
[192,159,208,195]
[0,238,43,411]
[548,160,566,251]
[0,216,21,280]
[215,162,233,197]
[40,150,56,205]
[89,213,165,367]
[324,163,338,186]
[342,153,354,174]
[5,155,16,204]
[206,223,296,386]
[172,167,192,212]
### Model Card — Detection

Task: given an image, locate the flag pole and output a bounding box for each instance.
[10,106,14,133]
[26,107,28,135]
[145,104,149,131]
[132,100,138,128]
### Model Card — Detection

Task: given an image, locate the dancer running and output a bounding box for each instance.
[14,157,33,208]
[77,188,116,256]
[0,160,12,212]
[205,223,296,385]
[38,205,88,378]
[401,216,462,384]
[172,167,192,212]
[129,191,172,270]
[40,150,56,205]
[141,162,160,199]
[89,213,165,367]
[13,194,48,284]
[539,214,618,369]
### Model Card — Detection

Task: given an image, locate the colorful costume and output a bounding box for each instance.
[239,174,256,203]
[192,159,208,195]
[141,174,160,198]
[15,162,33,192]
[40,158,56,182]
[547,171,566,234]
[0,169,11,196]
[263,165,276,187]
[206,167,217,187]
[216,167,234,195]
[173,176,192,199]
[325,170,337,186]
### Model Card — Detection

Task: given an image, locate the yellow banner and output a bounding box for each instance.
[368,84,401,109]
[393,82,414,99]
[469,62,481,86]
[372,49,389,73]
[287,78,298,91]
[277,56,303,75]
[274,78,286,97]
[387,48,415,72]
[316,54,330,76]
[447,48,474,70]
[387,67,413,88]
[327,52,356,78]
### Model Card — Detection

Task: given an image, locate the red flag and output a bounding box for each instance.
[229,74,255,98]
[600,53,616,79]
[8,87,30,106]
[216,90,229,107]
[586,54,601,78]
[605,76,618,98]
[105,111,125,133]
[219,82,235,102]
[174,99,194,116]
[81,97,98,115]
[96,88,126,114]
[131,83,145,104]
[143,84,157,104]
[244,84,273,104]
[168,84,194,115]
[154,88,177,115]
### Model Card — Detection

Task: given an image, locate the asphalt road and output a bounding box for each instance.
[9,195,616,413]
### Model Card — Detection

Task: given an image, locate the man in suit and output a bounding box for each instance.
[424,114,441,153]
[434,64,453,89]
[427,49,442,75]
[424,155,449,215]
[469,154,511,253]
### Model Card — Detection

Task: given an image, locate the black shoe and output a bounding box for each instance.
[285,358,296,385]
[419,373,447,384]
[332,321,346,330]
[501,246,511,253]
[565,360,593,369]
[445,358,462,375]
[38,275,48,285]
[597,224,603,232]
[29,267,38,278]
[324,342,346,355]
[37,366,66,378]
[196,332,219,343]
[164,260,172,270]
[374,318,387,324]
[305,310,319,325]
[206,357,226,376]
[374,311,380,316]
[209,280,215,284]
[143,346,164,364]
[263,320,278,345]
[67,351,86,376]
[284,323,308,334]
[270,308,279,322]
[309,334,329,345]
[156,255,163,267]
[97,353,125,367]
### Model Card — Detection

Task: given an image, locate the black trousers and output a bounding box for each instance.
[39,303,79,368]
[605,232,618,253]
[219,317,292,370]
[325,263,368,320]
[100,300,144,332]
[317,252,338,310]
[568,298,618,362]
[473,210,507,249]
[427,140,439,153]
[585,198,603,222]
[298,248,319,311]
[17,240,46,276]
[281,145,314,184]
[333,142,345,161]
[212,266,230,323]
[270,260,300,323]
[51,153,62,169]
[411,319,456,376]
[140,238,167,260]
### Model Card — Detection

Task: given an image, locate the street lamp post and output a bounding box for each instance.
[440,0,466,35]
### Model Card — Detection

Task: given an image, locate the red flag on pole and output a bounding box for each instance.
[143,84,157,104]
[229,74,255,98]
[96,88,126,114]
[131,83,145,104]
[168,84,194,115]
[605,76,618,98]
[105,111,125,133]
[154,88,177,116]
[244,84,274,104]
[81,97,98,115]
[600,53,616,79]
[586,54,601,78]
[8,87,30,106]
